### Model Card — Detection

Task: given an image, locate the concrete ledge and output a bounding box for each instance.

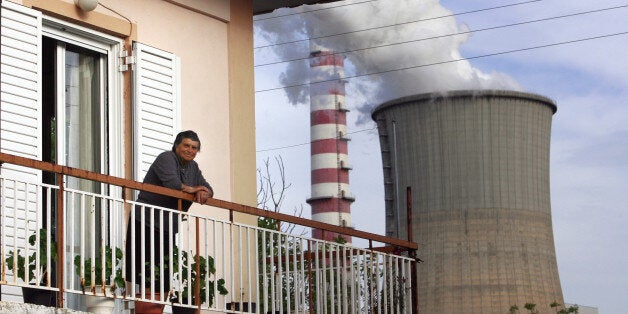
[0,301,88,313]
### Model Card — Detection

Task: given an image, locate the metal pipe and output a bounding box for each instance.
[393,120,400,238]
[406,187,413,243]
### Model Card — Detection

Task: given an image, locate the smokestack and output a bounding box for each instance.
[307,43,354,243]
[372,90,564,313]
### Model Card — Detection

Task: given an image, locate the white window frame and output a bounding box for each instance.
[42,15,125,178]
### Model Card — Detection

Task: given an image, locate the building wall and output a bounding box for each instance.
[4,0,257,305]
[372,90,563,313]
[15,0,256,209]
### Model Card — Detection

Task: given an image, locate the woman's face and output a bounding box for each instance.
[175,138,200,163]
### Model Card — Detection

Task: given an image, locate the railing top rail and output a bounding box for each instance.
[0,152,418,250]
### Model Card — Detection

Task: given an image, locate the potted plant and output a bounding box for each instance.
[73,245,125,313]
[133,259,168,313]
[5,228,58,306]
[170,246,228,314]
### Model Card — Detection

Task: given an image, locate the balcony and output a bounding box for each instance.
[0,152,418,313]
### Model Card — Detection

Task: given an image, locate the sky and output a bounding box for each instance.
[252,0,628,312]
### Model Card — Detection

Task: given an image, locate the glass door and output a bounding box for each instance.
[42,37,109,309]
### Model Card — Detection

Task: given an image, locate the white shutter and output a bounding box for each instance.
[0,1,42,177]
[0,1,42,301]
[133,42,181,182]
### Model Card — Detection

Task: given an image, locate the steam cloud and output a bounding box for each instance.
[255,0,522,123]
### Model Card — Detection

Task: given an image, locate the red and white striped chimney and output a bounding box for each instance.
[307,44,354,243]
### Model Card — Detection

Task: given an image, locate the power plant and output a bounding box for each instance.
[372,90,564,313]
[307,46,354,242]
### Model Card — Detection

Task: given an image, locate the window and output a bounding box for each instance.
[42,37,108,187]
[42,15,124,178]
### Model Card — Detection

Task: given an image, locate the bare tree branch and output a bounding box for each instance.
[256,156,305,236]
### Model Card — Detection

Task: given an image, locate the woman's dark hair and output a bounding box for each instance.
[172,130,201,152]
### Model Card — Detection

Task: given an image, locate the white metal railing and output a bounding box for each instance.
[0,153,417,313]
[256,231,414,313]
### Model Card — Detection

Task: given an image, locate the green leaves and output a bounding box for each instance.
[6,229,58,284]
[509,302,579,314]
[170,246,228,307]
[73,246,125,293]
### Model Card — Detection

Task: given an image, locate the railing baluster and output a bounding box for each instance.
[237,225,243,313]
[90,195,96,294]
[307,240,313,314]
[168,209,174,303]
[284,233,290,313]
[32,183,39,286]
[246,225,253,311]
[278,233,283,313]
[99,195,106,294]
[381,254,386,314]
[139,204,145,299]
[261,229,268,313]
[158,206,164,301]
[329,243,333,313]
[130,201,136,298]
[1,178,5,284]
[228,220,234,311]
[11,179,18,285]
[72,192,78,292]
[254,225,261,314]
[203,218,210,311]
[212,219,218,310]
[194,216,200,313]
[20,182,30,286]
[56,173,65,307]
[315,242,320,313]
[45,185,52,289]
[150,206,155,300]
[341,245,347,314]
[290,234,298,312]
[268,229,273,313]
[221,220,227,310]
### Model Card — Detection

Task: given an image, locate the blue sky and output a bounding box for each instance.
[254,1,628,312]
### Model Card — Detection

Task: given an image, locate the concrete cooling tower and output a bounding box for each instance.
[372,90,564,313]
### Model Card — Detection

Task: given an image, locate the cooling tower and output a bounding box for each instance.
[372,90,563,313]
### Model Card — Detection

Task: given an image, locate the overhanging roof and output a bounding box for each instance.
[253,0,341,15]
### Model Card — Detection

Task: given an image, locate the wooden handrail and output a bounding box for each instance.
[0,152,417,250]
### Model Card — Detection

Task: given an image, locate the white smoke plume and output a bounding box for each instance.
[254,0,522,123]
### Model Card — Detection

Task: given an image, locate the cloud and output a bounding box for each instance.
[255,0,521,122]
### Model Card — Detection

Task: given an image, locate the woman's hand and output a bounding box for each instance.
[182,184,213,204]
[195,189,211,204]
